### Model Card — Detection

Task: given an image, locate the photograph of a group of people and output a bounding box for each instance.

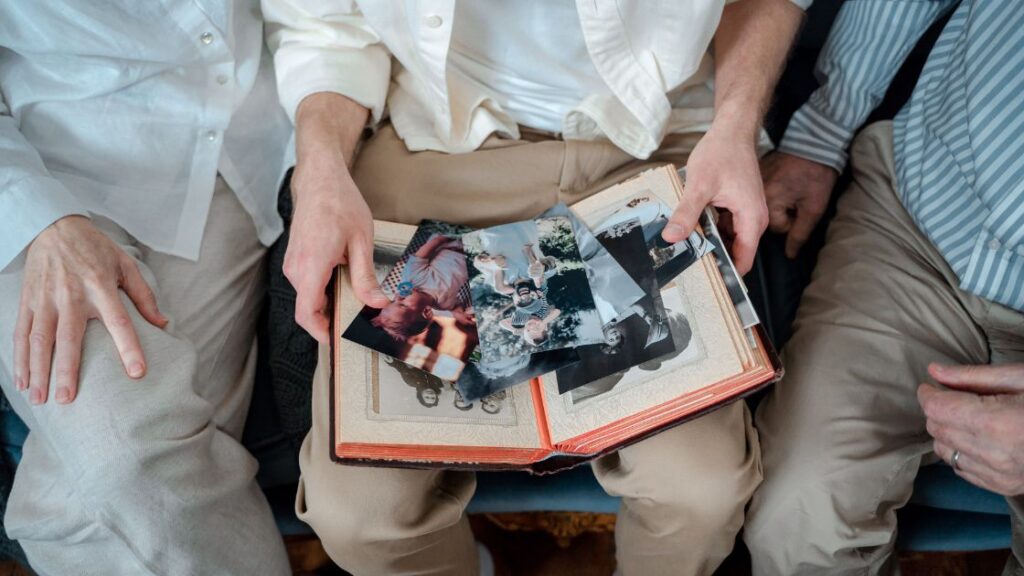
[373,355,514,425]
[463,215,604,365]
[344,221,479,382]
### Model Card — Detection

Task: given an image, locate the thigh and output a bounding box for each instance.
[353,124,566,228]
[140,179,267,434]
[756,123,991,518]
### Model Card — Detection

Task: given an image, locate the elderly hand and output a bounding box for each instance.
[762,151,839,258]
[662,124,767,275]
[918,363,1024,496]
[16,216,167,405]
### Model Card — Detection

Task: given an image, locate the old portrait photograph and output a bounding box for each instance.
[554,219,675,393]
[344,221,479,381]
[369,354,516,425]
[463,215,604,365]
[700,208,760,328]
[565,281,705,408]
[592,192,714,288]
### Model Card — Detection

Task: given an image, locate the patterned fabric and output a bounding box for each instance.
[381,234,473,310]
[779,0,1024,312]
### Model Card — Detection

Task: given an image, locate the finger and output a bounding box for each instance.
[924,416,987,460]
[119,257,167,328]
[347,235,389,309]
[917,383,987,432]
[929,362,1024,394]
[27,304,57,405]
[766,197,793,235]
[933,439,1006,492]
[728,205,767,275]
[53,311,86,404]
[95,291,146,379]
[294,288,330,345]
[13,306,32,392]
[662,186,706,243]
[784,204,823,259]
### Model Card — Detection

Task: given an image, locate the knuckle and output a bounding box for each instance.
[29,331,52,348]
[107,313,133,330]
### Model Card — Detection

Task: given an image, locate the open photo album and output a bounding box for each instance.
[329,165,780,473]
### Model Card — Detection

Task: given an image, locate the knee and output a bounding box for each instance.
[298,466,470,564]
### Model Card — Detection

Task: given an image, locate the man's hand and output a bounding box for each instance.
[285,93,388,344]
[662,0,803,275]
[15,216,167,405]
[663,125,767,275]
[762,151,838,258]
[918,363,1024,496]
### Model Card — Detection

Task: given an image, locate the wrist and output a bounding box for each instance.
[709,104,762,146]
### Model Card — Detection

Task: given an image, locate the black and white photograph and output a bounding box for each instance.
[542,203,646,325]
[456,347,580,401]
[463,215,604,365]
[344,221,479,382]
[370,354,516,425]
[554,219,676,394]
[593,192,714,288]
[700,208,760,328]
[565,281,705,408]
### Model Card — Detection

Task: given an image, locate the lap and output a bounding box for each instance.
[757,122,991,493]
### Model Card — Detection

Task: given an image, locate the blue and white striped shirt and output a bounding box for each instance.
[779,0,1024,312]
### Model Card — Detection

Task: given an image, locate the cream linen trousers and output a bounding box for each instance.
[297,125,764,576]
[0,180,291,575]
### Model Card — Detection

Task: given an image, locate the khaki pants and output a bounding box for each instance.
[298,125,763,576]
[0,181,291,575]
[745,122,1024,575]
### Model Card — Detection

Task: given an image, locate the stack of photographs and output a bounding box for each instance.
[342,196,733,403]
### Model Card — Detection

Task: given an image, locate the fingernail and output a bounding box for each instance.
[15,376,26,391]
[56,387,71,404]
[663,223,683,239]
[128,363,145,378]
[29,389,43,405]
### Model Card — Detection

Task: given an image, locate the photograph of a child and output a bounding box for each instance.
[592,193,714,288]
[344,221,478,381]
[555,220,676,393]
[463,215,604,365]
[371,355,516,425]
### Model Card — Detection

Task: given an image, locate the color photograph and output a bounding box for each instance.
[463,215,604,365]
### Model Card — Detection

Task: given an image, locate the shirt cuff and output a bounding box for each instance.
[777,103,854,173]
[0,176,88,271]
[274,46,391,125]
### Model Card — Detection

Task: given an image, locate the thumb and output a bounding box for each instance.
[347,236,389,309]
[929,362,1024,394]
[663,185,706,243]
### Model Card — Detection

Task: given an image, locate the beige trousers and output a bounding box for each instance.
[298,125,763,576]
[0,181,291,575]
[745,122,1024,575]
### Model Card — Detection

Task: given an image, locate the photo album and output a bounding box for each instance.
[330,165,780,473]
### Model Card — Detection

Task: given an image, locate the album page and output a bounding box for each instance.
[333,222,546,452]
[540,166,748,445]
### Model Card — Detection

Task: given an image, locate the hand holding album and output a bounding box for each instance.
[332,165,777,473]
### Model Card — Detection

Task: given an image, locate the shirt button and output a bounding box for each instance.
[200,32,214,45]
[216,74,229,85]
[205,130,218,142]
[424,15,443,28]
[989,239,1002,251]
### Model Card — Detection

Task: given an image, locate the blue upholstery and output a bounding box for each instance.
[1,399,1011,551]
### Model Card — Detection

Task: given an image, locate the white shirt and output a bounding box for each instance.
[263,0,808,159]
[448,0,609,134]
[0,1,292,270]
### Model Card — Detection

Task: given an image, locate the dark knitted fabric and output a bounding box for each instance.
[261,171,318,449]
